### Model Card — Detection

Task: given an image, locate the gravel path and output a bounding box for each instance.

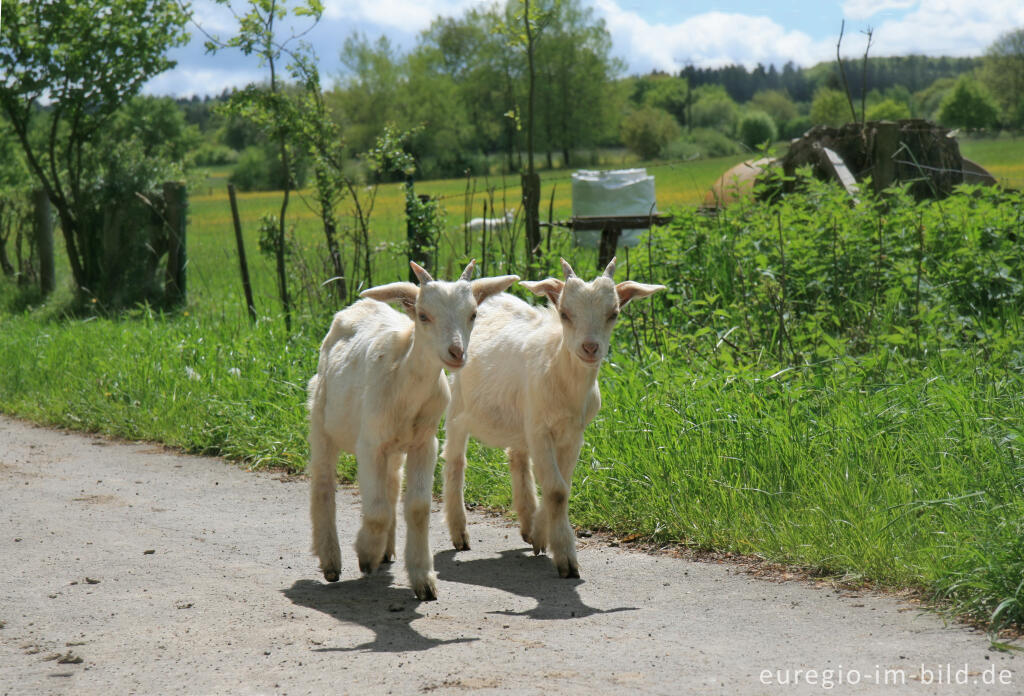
[0,415,1018,695]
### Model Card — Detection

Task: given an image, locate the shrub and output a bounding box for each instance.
[690,86,739,134]
[738,110,777,150]
[192,143,239,167]
[689,128,742,157]
[810,87,851,126]
[780,115,813,140]
[866,98,911,121]
[229,145,308,192]
[938,76,1000,130]
[620,106,681,160]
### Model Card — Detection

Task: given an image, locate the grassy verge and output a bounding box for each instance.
[2,146,1023,636]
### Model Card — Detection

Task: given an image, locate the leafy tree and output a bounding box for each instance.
[914,77,956,121]
[205,0,324,331]
[690,85,739,134]
[334,34,403,156]
[810,87,850,127]
[620,106,680,159]
[981,28,1024,128]
[750,90,798,130]
[0,119,31,278]
[533,0,621,167]
[0,0,189,303]
[937,76,1000,131]
[637,75,689,125]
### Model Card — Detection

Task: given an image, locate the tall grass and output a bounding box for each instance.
[1,151,1023,635]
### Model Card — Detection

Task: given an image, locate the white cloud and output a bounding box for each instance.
[321,0,482,31]
[842,0,919,22]
[862,0,1024,57]
[593,1,835,72]
[142,67,265,99]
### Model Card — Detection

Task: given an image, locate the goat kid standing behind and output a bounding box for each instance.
[308,260,518,600]
[442,258,664,578]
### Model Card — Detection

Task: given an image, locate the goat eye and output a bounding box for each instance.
[418,313,430,323]
[470,312,477,322]
[608,312,619,322]
[560,311,570,322]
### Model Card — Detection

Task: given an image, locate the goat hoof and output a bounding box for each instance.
[381,553,393,564]
[323,569,340,582]
[358,559,375,574]
[558,561,580,579]
[412,573,438,601]
[452,531,470,551]
[414,585,438,601]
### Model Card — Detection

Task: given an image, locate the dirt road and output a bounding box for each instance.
[0,415,1018,694]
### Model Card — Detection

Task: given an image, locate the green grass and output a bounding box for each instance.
[2,143,1023,636]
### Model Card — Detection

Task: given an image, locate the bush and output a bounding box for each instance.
[738,110,777,150]
[689,128,742,157]
[780,115,813,140]
[229,145,308,192]
[866,98,912,121]
[811,87,851,127]
[938,76,1000,130]
[620,107,681,160]
[192,143,239,167]
[690,86,739,134]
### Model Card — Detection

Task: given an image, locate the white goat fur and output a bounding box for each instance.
[307,260,518,600]
[465,208,515,234]
[442,258,664,578]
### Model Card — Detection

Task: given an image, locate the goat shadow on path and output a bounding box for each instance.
[282,569,478,653]
[434,548,638,620]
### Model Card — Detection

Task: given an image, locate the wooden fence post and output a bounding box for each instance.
[33,188,54,296]
[227,183,257,323]
[163,181,187,305]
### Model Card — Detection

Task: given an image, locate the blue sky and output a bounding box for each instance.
[145,0,1024,97]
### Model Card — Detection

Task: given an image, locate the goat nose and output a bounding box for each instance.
[582,341,599,356]
[448,345,464,362]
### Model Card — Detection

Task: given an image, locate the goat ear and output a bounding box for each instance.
[361,282,420,316]
[410,261,434,285]
[520,278,564,306]
[471,274,519,304]
[615,281,665,307]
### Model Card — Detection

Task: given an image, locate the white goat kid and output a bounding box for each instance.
[307,260,518,600]
[442,258,664,578]
[465,208,515,234]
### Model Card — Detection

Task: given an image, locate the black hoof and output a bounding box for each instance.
[323,569,340,582]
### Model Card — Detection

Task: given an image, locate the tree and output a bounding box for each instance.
[981,28,1024,128]
[750,90,798,130]
[937,76,1000,131]
[620,106,680,159]
[638,75,689,125]
[810,87,850,126]
[690,85,739,134]
[205,0,324,331]
[0,0,188,303]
